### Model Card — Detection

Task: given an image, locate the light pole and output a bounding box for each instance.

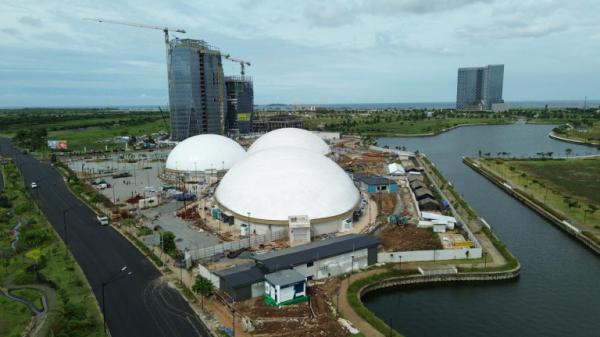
[63,205,79,249]
[247,212,251,248]
[102,266,132,336]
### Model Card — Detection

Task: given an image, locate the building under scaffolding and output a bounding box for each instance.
[225,76,254,135]
[252,115,304,133]
[168,38,225,140]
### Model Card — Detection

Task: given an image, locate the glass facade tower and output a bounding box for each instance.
[168,38,225,141]
[225,76,254,134]
[456,64,504,110]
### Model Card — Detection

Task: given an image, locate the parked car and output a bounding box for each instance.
[97,215,109,226]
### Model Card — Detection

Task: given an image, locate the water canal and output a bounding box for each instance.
[365,123,600,337]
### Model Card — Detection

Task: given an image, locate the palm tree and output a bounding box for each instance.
[565,148,572,157]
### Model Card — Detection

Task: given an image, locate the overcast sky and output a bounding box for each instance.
[1,0,599,106]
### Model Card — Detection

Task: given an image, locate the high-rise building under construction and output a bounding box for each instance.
[225,76,254,134]
[168,38,225,141]
[456,64,504,111]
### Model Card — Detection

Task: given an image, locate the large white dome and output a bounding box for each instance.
[215,147,359,223]
[248,128,330,155]
[165,135,246,172]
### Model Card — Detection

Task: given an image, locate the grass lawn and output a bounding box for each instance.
[10,288,43,310]
[563,122,600,144]
[48,119,166,152]
[0,163,104,337]
[480,157,600,238]
[306,116,510,136]
[0,295,31,337]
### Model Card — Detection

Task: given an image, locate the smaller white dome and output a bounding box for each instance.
[248,128,330,155]
[166,135,246,172]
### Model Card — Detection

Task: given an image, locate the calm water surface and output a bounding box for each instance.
[366,123,600,337]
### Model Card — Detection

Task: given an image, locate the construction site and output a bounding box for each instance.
[49,18,488,337]
[58,125,490,336]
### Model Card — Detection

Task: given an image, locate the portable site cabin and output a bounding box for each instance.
[357,175,398,193]
[418,197,441,211]
[414,188,435,201]
[264,269,308,306]
[387,163,405,175]
[409,180,427,191]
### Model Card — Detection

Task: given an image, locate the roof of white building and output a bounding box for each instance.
[215,147,358,222]
[248,128,330,155]
[165,134,246,172]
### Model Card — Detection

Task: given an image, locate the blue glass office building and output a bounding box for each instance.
[168,39,225,140]
[456,64,504,110]
[225,76,254,134]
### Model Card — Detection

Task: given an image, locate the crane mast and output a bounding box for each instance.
[224,55,251,77]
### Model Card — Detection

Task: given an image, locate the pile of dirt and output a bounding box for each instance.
[126,195,143,204]
[179,207,200,220]
[377,225,443,251]
[235,286,347,336]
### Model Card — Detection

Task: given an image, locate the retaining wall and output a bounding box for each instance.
[463,158,600,255]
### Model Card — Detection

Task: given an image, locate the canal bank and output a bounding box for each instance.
[369,123,600,337]
[463,157,600,254]
[338,150,520,337]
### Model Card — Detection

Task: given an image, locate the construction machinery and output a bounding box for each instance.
[224,55,251,77]
[83,18,185,45]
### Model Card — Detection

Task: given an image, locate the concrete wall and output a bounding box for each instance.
[197,264,221,288]
[233,218,346,237]
[378,247,482,263]
[291,248,370,280]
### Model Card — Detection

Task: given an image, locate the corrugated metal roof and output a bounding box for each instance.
[358,175,396,186]
[253,234,379,272]
[214,263,265,288]
[265,269,305,286]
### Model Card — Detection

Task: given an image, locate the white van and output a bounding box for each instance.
[97,215,109,226]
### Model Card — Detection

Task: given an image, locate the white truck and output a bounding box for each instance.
[97,215,109,226]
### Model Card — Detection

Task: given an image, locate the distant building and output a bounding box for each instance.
[456,64,504,111]
[225,76,254,135]
[168,38,225,141]
[252,115,304,133]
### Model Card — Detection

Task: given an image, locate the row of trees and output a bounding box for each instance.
[12,128,47,151]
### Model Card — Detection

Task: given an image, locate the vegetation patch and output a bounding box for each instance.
[0,162,103,337]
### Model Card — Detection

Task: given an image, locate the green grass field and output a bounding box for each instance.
[0,295,31,337]
[0,163,104,337]
[304,114,511,136]
[481,157,600,238]
[48,119,166,152]
[562,122,600,145]
[10,288,43,310]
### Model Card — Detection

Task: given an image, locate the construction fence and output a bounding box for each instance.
[185,229,288,261]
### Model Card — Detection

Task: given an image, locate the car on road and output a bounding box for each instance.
[112,172,132,179]
[97,215,110,226]
[30,182,37,189]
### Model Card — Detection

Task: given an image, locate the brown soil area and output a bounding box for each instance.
[377,225,442,251]
[234,285,348,336]
[374,193,396,216]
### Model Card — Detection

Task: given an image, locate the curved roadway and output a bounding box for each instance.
[0,139,211,337]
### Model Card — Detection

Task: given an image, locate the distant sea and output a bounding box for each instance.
[2,100,598,110]
[258,100,600,110]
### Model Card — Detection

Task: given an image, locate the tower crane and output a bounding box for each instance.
[224,55,251,77]
[83,18,185,45]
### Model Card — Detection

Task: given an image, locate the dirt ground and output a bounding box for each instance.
[234,285,349,336]
[377,225,443,251]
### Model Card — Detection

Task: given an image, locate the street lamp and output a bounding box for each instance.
[102,266,132,336]
[247,212,251,248]
[63,205,79,248]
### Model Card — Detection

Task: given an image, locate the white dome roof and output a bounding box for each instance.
[248,128,330,155]
[215,147,359,222]
[166,135,246,172]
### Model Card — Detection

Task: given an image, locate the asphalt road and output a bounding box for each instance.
[0,139,211,337]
